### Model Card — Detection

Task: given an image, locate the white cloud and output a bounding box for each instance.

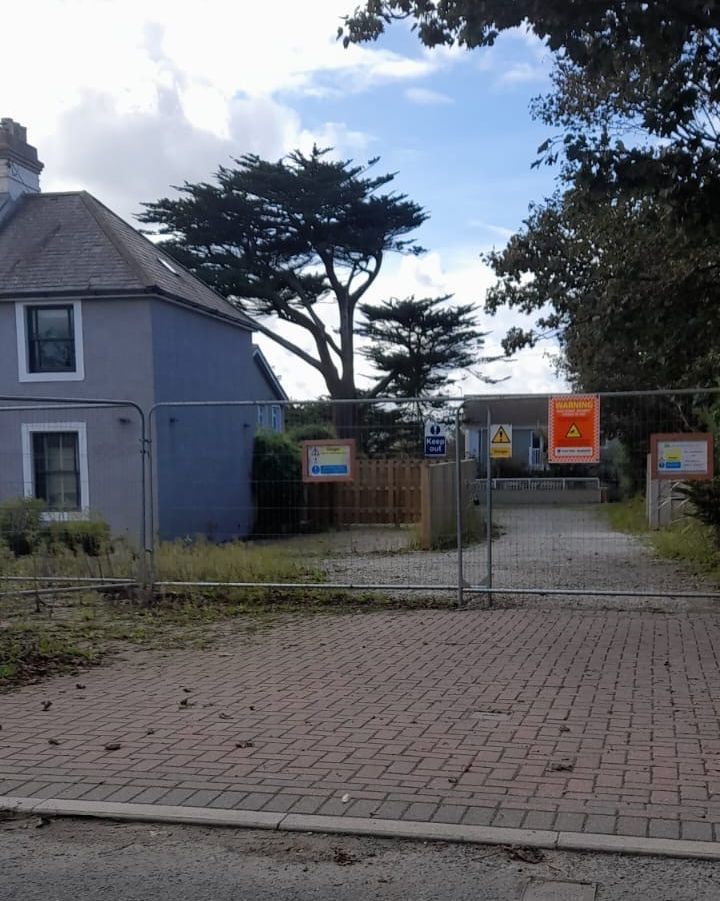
[255,248,566,399]
[405,87,454,106]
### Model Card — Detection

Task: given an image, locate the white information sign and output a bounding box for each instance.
[424,420,447,457]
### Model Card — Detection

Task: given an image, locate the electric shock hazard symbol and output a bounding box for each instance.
[490,424,513,459]
[566,423,582,439]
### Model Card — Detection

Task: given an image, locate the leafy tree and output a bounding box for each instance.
[139,146,427,401]
[357,294,497,396]
[343,3,720,212]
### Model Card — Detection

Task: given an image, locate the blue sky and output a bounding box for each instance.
[3,0,566,397]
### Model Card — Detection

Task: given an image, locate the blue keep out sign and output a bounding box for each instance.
[424,420,447,457]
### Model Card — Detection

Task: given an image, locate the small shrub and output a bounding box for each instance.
[0,497,45,556]
[45,520,111,556]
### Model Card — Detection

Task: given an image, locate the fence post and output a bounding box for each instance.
[486,405,493,605]
[455,405,464,608]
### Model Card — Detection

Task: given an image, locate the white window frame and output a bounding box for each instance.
[15,300,85,382]
[21,421,90,521]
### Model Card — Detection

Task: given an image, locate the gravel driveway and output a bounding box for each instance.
[320,505,718,609]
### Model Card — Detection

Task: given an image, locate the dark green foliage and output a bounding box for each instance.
[140,146,427,400]
[45,520,111,557]
[0,498,45,556]
[358,294,498,396]
[252,431,303,537]
[678,479,720,547]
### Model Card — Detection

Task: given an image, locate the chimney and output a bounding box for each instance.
[0,118,44,202]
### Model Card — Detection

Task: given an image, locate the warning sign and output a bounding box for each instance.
[548,395,600,464]
[490,423,513,459]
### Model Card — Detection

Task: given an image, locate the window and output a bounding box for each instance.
[22,422,89,519]
[257,406,266,427]
[16,301,84,382]
[27,305,75,372]
[33,432,80,510]
[271,404,281,432]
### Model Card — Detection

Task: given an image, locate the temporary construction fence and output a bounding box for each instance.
[1,390,720,605]
[0,394,147,600]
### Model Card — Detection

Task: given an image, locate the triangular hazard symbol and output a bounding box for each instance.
[566,423,582,439]
[492,426,511,444]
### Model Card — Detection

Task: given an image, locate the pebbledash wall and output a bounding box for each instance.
[0,296,279,545]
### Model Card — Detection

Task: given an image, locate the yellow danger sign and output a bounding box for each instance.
[566,423,582,439]
[490,424,513,459]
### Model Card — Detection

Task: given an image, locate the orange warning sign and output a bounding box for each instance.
[549,395,600,464]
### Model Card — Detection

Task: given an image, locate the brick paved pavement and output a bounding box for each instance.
[1,609,720,842]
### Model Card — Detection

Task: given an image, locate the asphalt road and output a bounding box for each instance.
[1,816,719,901]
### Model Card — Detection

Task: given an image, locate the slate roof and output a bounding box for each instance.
[0,191,254,330]
[253,346,288,400]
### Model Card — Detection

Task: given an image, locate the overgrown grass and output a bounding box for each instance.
[602,497,720,582]
[0,534,454,689]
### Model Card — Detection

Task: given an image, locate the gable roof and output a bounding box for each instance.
[253,346,289,400]
[0,191,255,330]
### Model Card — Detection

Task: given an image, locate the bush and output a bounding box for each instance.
[45,520,111,556]
[0,498,45,556]
[287,423,335,443]
[252,431,303,537]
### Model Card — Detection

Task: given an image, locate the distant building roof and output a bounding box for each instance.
[0,191,255,330]
[463,396,550,427]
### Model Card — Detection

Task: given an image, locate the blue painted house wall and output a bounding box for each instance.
[150,302,282,542]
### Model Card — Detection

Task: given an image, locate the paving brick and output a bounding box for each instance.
[554,812,586,832]
[648,818,680,839]
[522,811,556,830]
[432,804,467,825]
[681,821,714,842]
[492,808,526,829]
[615,816,647,837]
[2,608,720,845]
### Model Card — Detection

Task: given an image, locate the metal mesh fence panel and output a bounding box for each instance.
[0,400,146,595]
[149,398,470,597]
[462,390,720,599]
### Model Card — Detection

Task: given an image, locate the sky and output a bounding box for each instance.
[3,0,567,398]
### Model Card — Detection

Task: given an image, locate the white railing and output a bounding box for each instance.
[482,478,601,491]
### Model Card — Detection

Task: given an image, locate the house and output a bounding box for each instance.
[463,396,549,475]
[253,345,288,432]
[0,118,287,545]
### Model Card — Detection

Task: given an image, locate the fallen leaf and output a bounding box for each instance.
[182,687,192,693]
[235,740,254,749]
[75,684,86,690]
[333,848,357,866]
[219,712,233,720]
[507,845,544,864]
[549,761,573,772]
[104,742,122,751]
[41,701,52,711]
[146,728,155,735]
[341,793,350,803]
[47,738,60,746]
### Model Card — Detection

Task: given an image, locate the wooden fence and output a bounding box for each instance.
[305,458,423,528]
